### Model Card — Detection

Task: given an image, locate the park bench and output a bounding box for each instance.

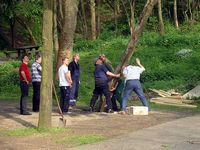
[15,45,40,58]
[4,45,40,59]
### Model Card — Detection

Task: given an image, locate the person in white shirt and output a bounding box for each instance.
[58,57,72,113]
[120,58,149,113]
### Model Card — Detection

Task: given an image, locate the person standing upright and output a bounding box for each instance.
[58,57,72,113]
[68,53,80,106]
[19,55,31,115]
[120,58,149,114]
[31,55,42,112]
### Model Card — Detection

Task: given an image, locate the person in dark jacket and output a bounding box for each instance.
[68,53,80,106]
[90,57,120,113]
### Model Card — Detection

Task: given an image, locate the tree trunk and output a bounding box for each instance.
[80,0,88,38]
[96,0,101,37]
[114,0,158,75]
[56,0,79,70]
[9,18,15,48]
[129,0,136,35]
[90,0,96,40]
[16,18,37,44]
[114,0,119,32]
[38,0,53,128]
[158,0,164,35]
[173,0,179,28]
[53,0,59,59]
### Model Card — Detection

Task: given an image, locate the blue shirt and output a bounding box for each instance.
[94,64,108,81]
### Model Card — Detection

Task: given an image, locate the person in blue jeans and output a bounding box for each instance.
[120,58,149,114]
[68,53,80,106]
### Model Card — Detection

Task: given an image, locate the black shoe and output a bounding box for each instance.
[21,112,32,115]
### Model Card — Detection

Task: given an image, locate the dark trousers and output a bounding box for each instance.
[20,81,29,113]
[90,80,112,110]
[32,82,41,112]
[70,78,79,100]
[60,86,70,112]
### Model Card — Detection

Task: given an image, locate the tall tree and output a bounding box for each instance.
[158,0,164,34]
[174,0,179,28]
[56,0,79,70]
[38,0,53,128]
[96,0,101,37]
[114,0,158,74]
[90,0,97,40]
[53,0,59,59]
[80,0,88,38]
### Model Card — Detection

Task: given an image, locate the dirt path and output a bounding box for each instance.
[0,101,194,149]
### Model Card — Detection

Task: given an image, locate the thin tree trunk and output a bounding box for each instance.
[96,0,101,37]
[80,0,88,38]
[114,0,118,32]
[56,0,79,70]
[174,0,179,28]
[38,0,53,128]
[114,0,158,74]
[53,0,59,59]
[90,0,96,40]
[9,18,15,48]
[16,18,37,44]
[129,0,136,35]
[158,0,164,34]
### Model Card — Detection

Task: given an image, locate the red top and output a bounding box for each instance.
[19,63,31,81]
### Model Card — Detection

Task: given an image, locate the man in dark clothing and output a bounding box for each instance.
[68,53,80,106]
[90,58,120,113]
[19,55,31,115]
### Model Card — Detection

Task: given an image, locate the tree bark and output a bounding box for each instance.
[173,0,179,28]
[53,0,59,59]
[96,0,101,37]
[90,0,96,40]
[38,0,53,128]
[158,0,164,35]
[80,0,88,38]
[114,0,158,74]
[56,0,79,70]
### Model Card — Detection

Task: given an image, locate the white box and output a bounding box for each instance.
[126,106,148,115]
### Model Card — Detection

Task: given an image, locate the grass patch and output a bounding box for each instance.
[56,134,106,146]
[0,127,68,137]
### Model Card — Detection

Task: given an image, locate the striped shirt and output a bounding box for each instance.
[31,62,42,82]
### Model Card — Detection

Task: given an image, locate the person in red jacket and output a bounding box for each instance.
[19,55,31,115]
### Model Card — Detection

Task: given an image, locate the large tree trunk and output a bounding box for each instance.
[53,0,59,59]
[38,0,53,128]
[56,0,79,70]
[158,0,164,34]
[173,0,179,28]
[114,0,158,75]
[90,0,96,40]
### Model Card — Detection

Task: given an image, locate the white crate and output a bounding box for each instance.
[126,106,148,115]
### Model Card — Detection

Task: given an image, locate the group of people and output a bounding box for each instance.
[58,54,80,113]
[89,55,149,114]
[19,54,42,115]
[18,54,80,115]
[19,53,149,115]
